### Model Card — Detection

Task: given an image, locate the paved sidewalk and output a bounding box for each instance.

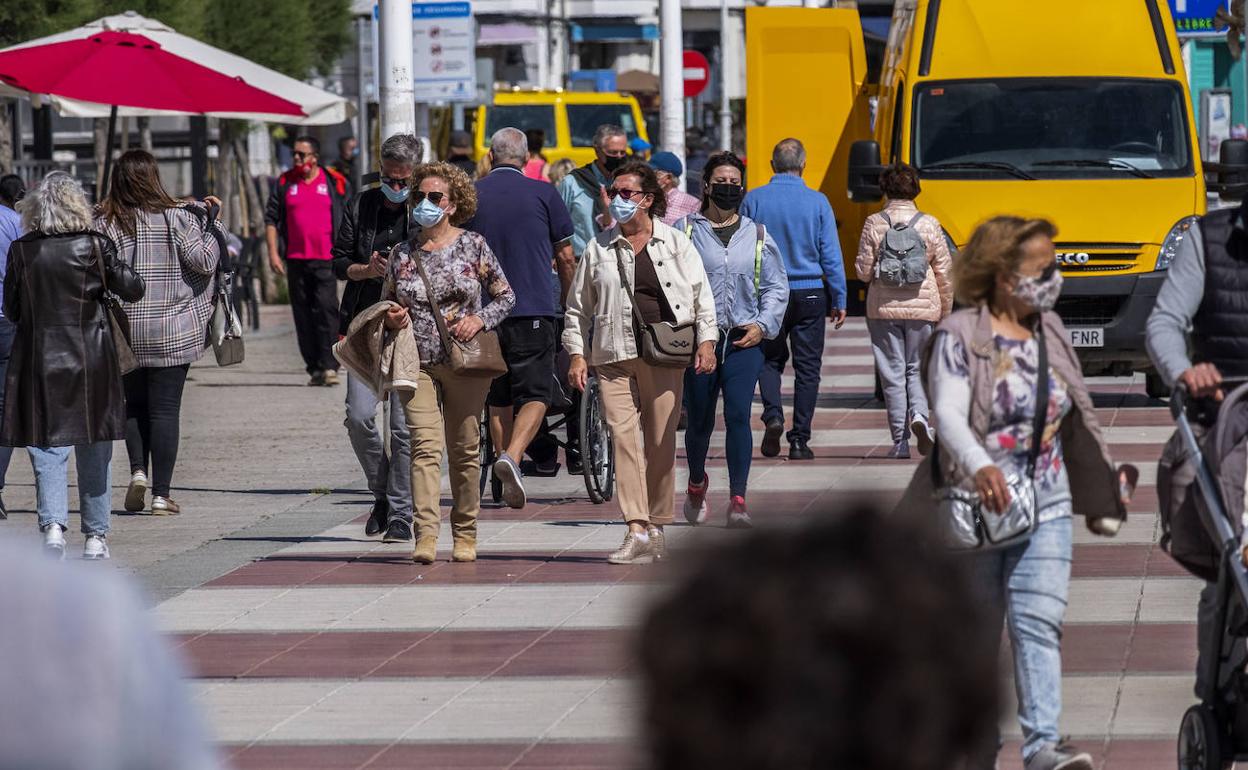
[0,313,1203,769]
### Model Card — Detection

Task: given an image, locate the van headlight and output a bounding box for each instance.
[1156,216,1200,271]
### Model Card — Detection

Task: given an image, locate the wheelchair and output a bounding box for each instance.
[479,354,615,505]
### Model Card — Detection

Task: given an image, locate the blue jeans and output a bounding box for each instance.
[0,316,15,488]
[966,516,1072,763]
[28,442,114,535]
[684,334,765,497]
[759,289,827,443]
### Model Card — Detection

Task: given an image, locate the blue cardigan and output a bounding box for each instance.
[741,174,846,309]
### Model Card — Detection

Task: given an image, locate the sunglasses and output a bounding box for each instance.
[607,188,647,201]
[1039,262,1060,280]
[380,176,410,188]
[292,151,315,160]
[412,191,446,205]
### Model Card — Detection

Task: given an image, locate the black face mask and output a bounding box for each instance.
[708,182,745,212]
[602,154,626,173]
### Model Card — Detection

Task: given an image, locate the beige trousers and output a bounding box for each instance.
[400,365,492,540]
[597,358,684,526]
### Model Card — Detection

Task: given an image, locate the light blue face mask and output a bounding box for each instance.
[609,193,639,224]
[411,197,446,228]
[381,184,410,204]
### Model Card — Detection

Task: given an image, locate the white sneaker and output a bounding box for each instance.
[83,534,110,561]
[124,470,148,512]
[910,415,935,457]
[41,523,66,559]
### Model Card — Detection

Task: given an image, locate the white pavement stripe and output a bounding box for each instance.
[194,674,1190,744]
[703,426,1175,450]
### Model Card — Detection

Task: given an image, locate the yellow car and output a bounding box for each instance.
[474,90,650,168]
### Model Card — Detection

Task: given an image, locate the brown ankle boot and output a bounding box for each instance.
[452,536,477,563]
[412,535,438,564]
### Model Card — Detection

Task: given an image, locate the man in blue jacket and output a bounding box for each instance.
[741,138,847,461]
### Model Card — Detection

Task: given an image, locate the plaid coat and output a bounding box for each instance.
[95,206,221,368]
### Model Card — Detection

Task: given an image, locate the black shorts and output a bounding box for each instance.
[487,317,560,409]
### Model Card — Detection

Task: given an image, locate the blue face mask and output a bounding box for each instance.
[609,194,639,224]
[412,197,447,228]
[381,184,410,204]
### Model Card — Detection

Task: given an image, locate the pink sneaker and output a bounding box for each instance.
[726,496,753,529]
[684,475,710,525]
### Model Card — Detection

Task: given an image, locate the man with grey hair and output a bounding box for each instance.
[558,123,629,258]
[469,127,576,508]
[330,133,421,541]
[741,137,847,461]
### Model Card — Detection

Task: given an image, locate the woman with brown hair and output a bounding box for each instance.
[563,161,718,565]
[383,161,515,563]
[901,216,1131,770]
[95,150,222,515]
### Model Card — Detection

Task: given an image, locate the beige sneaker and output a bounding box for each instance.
[323,369,340,386]
[452,536,477,563]
[151,496,181,515]
[608,530,657,565]
[124,470,148,512]
[412,535,438,564]
[647,526,666,560]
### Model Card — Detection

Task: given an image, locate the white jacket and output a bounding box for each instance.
[563,220,718,366]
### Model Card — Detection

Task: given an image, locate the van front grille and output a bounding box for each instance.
[1055,296,1124,326]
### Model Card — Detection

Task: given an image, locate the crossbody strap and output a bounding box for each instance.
[612,240,647,331]
[754,222,764,297]
[410,247,457,355]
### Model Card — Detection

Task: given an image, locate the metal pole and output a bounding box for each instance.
[719,0,732,152]
[379,0,416,139]
[659,0,686,174]
[101,104,118,198]
[355,16,371,190]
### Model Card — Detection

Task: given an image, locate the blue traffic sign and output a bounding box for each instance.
[1169,0,1229,35]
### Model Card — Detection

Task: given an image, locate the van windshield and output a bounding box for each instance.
[913,78,1192,179]
[484,105,556,147]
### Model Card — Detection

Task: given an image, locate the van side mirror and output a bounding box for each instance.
[848,141,883,203]
[1215,139,1248,202]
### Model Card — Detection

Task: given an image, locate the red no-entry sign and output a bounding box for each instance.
[683,50,710,98]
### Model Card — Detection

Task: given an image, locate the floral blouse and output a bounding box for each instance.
[931,334,1074,520]
[384,230,515,366]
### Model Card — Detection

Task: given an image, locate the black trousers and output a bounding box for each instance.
[286,259,340,374]
[125,364,190,498]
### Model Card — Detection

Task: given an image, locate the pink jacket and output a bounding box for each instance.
[854,199,953,323]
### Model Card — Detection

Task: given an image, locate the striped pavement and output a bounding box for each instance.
[152,318,1201,769]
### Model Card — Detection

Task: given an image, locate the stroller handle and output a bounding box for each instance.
[1170,376,1248,420]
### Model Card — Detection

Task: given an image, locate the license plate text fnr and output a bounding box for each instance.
[1069,328,1104,347]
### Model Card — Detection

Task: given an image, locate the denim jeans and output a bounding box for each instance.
[345,372,413,523]
[684,333,765,497]
[966,515,1072,764]
[759,289,827,443]
[0,316,15,488]
[28,442,114,535]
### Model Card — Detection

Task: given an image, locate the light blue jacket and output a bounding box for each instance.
[557,163,608,258]
[677,212,788,340]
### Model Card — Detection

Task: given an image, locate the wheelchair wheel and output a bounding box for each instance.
[579,375,615,504]
[1179,704,1226,770]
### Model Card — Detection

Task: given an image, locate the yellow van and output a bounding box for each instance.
[474,90,650,168]
[747,0,1204,396]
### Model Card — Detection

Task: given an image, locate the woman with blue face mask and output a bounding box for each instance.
[563,162,719,565]
[382,162,515,565]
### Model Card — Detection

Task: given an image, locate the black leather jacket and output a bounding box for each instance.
[2,231,145,447]
[331,187,409,335]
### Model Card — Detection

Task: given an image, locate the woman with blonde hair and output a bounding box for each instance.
[902,216,1132,770]
[384,162,515,564]
[2,172,145,559]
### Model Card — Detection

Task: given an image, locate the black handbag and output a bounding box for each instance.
[932,324,1050,550]
[90,237,139,376]
[613,244,696,368]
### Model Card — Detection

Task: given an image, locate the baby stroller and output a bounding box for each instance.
[1168,380,1248,769]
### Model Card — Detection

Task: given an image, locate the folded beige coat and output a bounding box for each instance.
[332,300,421,397]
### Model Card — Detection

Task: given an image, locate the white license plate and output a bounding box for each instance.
[1069,328,1104,347]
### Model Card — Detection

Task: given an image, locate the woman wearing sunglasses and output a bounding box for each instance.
[383,162,515,565]
[564,162,718,565]
[676,152,787,529]
[901,216,1129,770]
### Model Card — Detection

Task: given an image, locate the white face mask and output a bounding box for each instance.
[609,194,639,224]
[1012,267,1063,313]
[411,197,446,228]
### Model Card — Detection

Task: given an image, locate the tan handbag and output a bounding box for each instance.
[411,249,507,378]
[613,244,696,368]
[90,238,139,376]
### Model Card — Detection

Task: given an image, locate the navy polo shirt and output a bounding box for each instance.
[469,166,575,318]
